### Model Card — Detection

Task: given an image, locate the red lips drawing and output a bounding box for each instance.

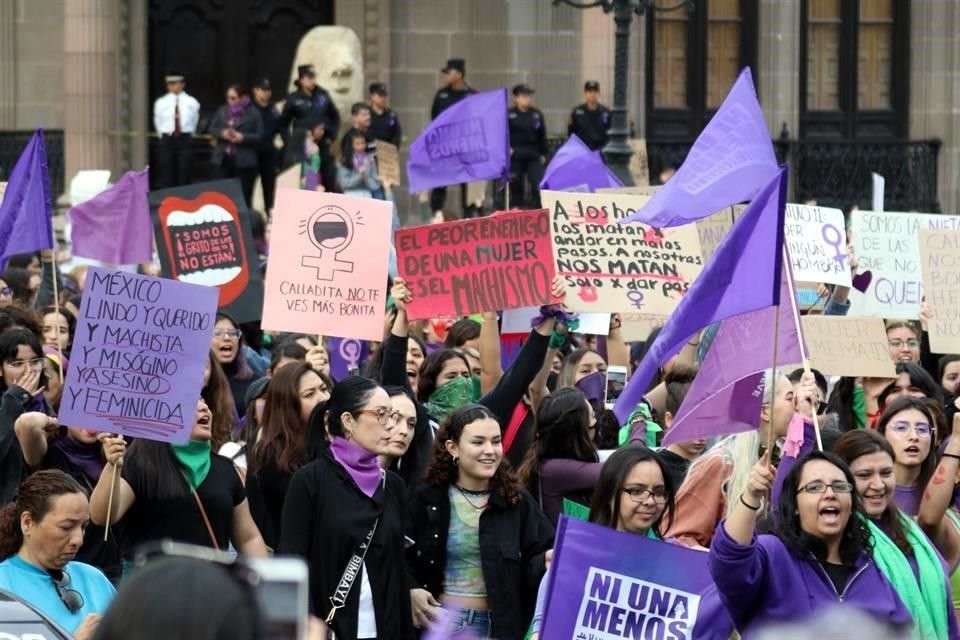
[158,192,249,306]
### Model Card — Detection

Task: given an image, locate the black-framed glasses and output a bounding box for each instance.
[50,569,84,613]
[797,480,854,495]
[622,486,667,503]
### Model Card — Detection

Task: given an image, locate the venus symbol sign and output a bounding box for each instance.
[300,205,360,281]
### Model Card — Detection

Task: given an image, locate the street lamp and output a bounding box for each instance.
[552,0,695,186]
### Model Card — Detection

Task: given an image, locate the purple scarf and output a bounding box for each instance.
[228,96,251,119]
[330,436,382,498]
[52,434,104,483]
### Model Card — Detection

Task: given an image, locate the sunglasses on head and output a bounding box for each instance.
[50,569,84,613]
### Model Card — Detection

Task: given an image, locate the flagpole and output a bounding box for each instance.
[48,235,64,382]
[782,246,823,451]
[505,182,510,211]
[766,303,781,457]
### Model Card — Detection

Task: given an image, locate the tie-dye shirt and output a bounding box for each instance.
[444,487,487,597]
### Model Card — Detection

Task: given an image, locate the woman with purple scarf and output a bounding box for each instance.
[209,83,263,206]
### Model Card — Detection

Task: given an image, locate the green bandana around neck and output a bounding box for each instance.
[862,514,948,640]
[171,440,212,491]
[424,375,478,423]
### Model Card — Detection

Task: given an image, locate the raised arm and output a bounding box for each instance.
[722,453,775,545]
[918,412,960,568]
[381,279,414,391]
[13,412,57,469]
[479,312,503,394]
[606,314,629,369]
[89,435,134,526]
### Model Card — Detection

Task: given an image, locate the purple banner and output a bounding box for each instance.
[59,267,219,443]
[327,336,370,380]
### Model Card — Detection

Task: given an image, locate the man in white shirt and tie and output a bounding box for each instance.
[153,71,201,188]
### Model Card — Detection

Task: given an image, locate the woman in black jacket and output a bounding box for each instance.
[406,404,554,640]
[209,83,263,205]
[280,376,414,640]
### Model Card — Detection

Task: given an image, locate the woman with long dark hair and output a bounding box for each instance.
[40,304,75,356]
[378,385,423,486]
[517,387,600,527]
[876,396,942,516]
[710,450,911,634]
[202,350,238,452]
[406,404,554,639]
[834,429,957,639]
[211,313,256,418]
[280,376,414,640]
[247,362,330,549]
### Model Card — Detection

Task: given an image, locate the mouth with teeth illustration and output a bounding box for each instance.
[158,192,249,306]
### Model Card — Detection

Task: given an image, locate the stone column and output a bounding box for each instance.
[758,0,800,140]
[63,0,119,185]
[0,1,16,129]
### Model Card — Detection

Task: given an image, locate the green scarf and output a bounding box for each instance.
[171,440,212,491]
[562,498,661,542]
[863,514,948,640]
[619,404,661,447]
[424,376,478,423]
[852,385,867,429]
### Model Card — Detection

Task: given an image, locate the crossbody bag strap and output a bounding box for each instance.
[325,516,380,625]
[191,488,221,550]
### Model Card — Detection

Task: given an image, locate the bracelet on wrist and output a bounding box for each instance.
[943,452,960,461]
[740,494,761,511]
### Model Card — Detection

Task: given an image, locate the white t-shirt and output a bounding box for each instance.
[357,562,378,638]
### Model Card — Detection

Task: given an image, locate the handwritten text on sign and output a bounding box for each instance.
[395,209,557,320]
[542,191,704,315]
[919,230,960,354]
[850,210,960,318]
[59,268,218,444]
[375,140,401,188]
[785,204,850,287]
[802,315,896,379]
[262,189,392,341]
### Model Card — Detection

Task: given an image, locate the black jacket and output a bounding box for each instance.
[209,103,263,169]
[0,386,51,505]
[280,451,415,640]
[279,86,341,164]
[370,108,402,148]
[253,101,283,153]
[430,86,478,120]
[508,107,548,160]
[567,103,611,151]
[405,483,554,640]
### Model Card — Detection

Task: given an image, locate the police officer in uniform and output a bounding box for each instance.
[279,64,341,192]
[429,59,477,219]
[568,80,611,152]
[506,84,548,209]
[251,77,282,213]
[368,83,402,149]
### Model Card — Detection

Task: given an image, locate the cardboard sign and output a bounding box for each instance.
[696,208,737,262]
[619,313,667,342]
[395,209,557,320]
[262,189,392,341]
[375,140,401,188]
[802,315,897,379]
[501,307,611,336]
[59,267,218,443]
[784,204,850,287]
[849,210,960,318]
[150,179,264,323]
[628,139,650,187]
[595,185,660,197]
[543,190,704,315]
[919,229,960,353]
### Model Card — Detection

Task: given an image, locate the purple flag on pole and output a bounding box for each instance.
[622,68,777,227]
[406,89,509,193]
[539,134,622,192]
[613,166,789,423]
[0,129,54,263]
[327,337,370,380]
[662,265,807,446]
[69,167,153,264]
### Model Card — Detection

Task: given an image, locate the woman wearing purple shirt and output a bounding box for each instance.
[877,396,942,516]
[710,450,912,637]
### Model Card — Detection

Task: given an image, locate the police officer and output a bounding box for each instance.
[429,59,477,220]
[152,71,201,188]
[251,77,282,213]
[568,80,611,152]
[368,83,402,149]
[279,64,341,191]
[507,84,548,209]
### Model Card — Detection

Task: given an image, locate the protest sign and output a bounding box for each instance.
[543,190,704,315]
[802,315,896,379]
[375,140,401,188]
[697,208,736,262]
[262,189,392,341]
[327,336,371,380]
[395,209,558,320]
[501,307,610,336]
[58,267,218,443]
[596,185,660,197]
[629,139,650,187]
[849,209,960,318]
[919,229,960,353]
[619,314,667,342]
[542,516,713,640]
[784,204,850,287]
[150,179,264,323]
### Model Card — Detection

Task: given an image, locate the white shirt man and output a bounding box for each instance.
[153,75,201,136]
[153,73,201,188]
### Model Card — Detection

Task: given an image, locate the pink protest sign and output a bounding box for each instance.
[262,189,392,341]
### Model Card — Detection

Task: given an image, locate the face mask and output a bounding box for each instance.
[425,376,477,423]
[471,374,482,400]
[575,370,606,406]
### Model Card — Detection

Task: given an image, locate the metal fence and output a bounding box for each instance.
[0,130,65,197]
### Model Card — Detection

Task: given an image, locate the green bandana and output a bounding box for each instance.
[424,376,478,423]
[619,404,661,447]
[852,385,867,429]
[171,440,212,491]
[862,514,948,640]
[471,374,482,400]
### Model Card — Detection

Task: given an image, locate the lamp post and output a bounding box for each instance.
[552,0,695,186]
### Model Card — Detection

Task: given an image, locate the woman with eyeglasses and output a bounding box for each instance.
[0,327,53,504]
[876,396,943,517]
[710,450,912,635]
[406,404,554,639]
[246,362,331,549]
[280,376,415,640]
[0,470,115,639]
[209,83,263,205]
[834,429,959,638]
[211,313,256,419]
[89,398,268,561]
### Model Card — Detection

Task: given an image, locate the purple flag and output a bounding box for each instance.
[327,336,370,380]
[69,167,152,264]
[622,68,777,227]
[539,134,622,192]
[662,265,807,446]
[613,166,788,423]
[406,89,509,193]
[0,129,54,262]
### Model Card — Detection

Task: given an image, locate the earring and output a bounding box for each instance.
[452,455,459,466]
